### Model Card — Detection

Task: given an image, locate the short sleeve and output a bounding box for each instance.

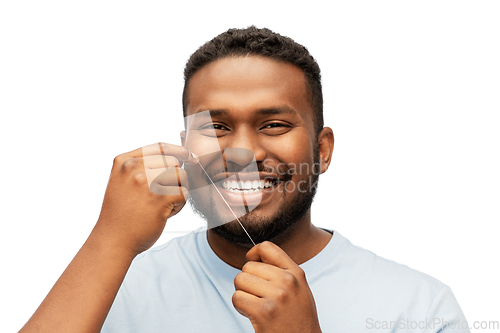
[424,286,470,333]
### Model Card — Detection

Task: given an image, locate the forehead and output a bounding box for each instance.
[185,55,313,121]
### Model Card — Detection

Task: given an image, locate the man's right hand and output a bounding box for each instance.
[19,142,195,333]
[94,142,195,256]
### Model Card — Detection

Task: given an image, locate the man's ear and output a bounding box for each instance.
[180,130,186,147]
[317,127,334,174]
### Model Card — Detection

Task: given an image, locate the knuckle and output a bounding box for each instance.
[133,172,147,185]
[170,157,180,167]
[176,167,188,180]
[259,241,275,252]
[113,154,125,167]
[158,156,178,168]
[281,272,299,289]
[295,267,307,280]
[122,158,140,172]
[261,299,277,318]
[274,288,288,303]
[233,272,245,287]
[231,290,243,305]
[158,142,169,153]
[261,241,273,248]
[241,261,254,272]
[160,203,175,220]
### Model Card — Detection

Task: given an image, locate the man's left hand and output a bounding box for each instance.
[232,241,322,333]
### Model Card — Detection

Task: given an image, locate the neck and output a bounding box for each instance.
[206,211,332,270]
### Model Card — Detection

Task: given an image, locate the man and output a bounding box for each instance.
[20,26,469,332]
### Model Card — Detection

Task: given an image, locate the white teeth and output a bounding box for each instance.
[221,178,277,192]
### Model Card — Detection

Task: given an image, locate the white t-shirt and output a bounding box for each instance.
[102,230,469,332]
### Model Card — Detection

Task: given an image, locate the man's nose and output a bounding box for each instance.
[223,148,255,167]
[222,131,266,166]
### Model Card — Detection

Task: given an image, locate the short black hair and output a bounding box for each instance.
[182,26,324,135]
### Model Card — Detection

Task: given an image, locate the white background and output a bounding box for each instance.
[1,1,499,331]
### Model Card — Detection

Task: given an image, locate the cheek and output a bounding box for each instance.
[263,129,314,164]
[185,133,222,157]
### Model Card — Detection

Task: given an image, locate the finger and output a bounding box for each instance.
[148,167,188,187]
[121,156,177,172]
[241,261,302,293]
[168,199,187,219]
[232,290,263,319]
[234,272,274,298]
[246,241,297,270]
[119,143,164,159]
[241,261,286,281]
[149,184,189,200]
[122,143,194,164]
[142,142,191,160]
[143,155,180,169]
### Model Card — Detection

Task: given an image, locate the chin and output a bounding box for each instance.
[195,182,316,245]
[188,161,320,246]
[211,213,303,246]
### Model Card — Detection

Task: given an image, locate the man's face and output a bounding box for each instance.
[183,55,322,245]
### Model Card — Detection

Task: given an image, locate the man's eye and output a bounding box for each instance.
[265,123,284,128]
[200,123,227,130]
[199,123,229,136]
[217,124,230,130]
[260,122,292,134]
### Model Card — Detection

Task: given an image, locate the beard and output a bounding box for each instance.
[187,149,320,246]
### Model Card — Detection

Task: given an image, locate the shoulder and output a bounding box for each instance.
[310,232,468,330]
[340,233,445,297]
[311,232,454,315]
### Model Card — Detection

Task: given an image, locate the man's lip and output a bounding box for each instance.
[214,178,283,207]
[210,172,283,184]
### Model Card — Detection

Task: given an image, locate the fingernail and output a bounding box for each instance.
[181,150,199,164]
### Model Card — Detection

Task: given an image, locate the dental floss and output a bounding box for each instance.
[191,152,256,246]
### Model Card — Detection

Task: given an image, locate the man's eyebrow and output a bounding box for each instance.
[255,106,299,116]
[194,109,228,117]
[193,107,298,118]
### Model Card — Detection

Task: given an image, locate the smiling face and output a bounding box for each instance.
[183,55,329,245]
